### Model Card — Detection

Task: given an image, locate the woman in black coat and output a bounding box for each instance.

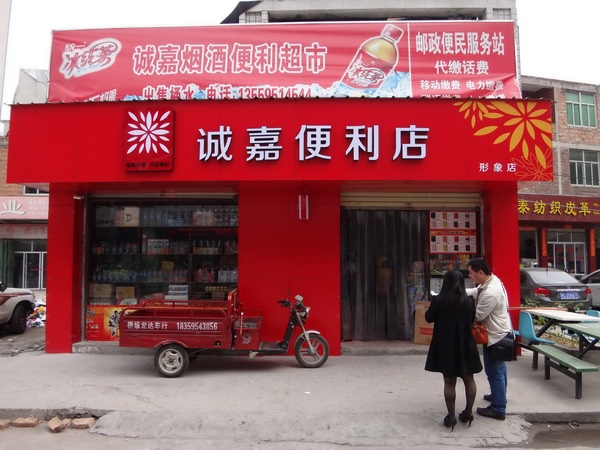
[424,270,483,430]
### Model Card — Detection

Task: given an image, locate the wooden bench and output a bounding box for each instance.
[531,344,599,399]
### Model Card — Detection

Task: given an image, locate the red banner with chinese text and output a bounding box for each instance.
[518,194,600,223]
[7,97,553,184]
[49,21,518,102]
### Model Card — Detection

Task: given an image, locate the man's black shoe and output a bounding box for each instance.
[483,394,492,402]
[476,406,505,421]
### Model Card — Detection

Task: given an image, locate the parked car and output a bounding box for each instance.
[520,268,592,311]
[579,269,600,309]
[0,282,36,334]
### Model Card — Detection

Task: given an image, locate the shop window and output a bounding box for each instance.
[566,91,597,128]
[88,200,238,308]
[570,149,599,186]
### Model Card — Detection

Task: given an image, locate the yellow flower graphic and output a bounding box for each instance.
[454,100,553,180]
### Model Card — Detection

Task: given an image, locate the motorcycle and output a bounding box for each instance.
[119,290,330,377]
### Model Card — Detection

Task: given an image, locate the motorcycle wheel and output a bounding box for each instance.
[294,333,329,368]
[154,344,189,378]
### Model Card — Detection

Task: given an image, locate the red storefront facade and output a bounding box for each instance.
[7,96,552,353]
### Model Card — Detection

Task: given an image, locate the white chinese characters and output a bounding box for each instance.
[197,124,430,162]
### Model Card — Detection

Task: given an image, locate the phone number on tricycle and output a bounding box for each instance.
[176,321,221,331]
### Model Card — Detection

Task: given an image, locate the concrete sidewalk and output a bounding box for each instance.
[1,342,600,448]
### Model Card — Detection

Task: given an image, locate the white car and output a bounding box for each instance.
[580,269,600,308]
[0,282,36,334]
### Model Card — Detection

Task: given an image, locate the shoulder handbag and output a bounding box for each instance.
[471,322,488,345]
[487,331,516,361]
[469,295,488,345]
[486,282,516,361]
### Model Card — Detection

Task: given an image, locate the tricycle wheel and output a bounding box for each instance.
[294,333,329,368]
[154,344,189,378]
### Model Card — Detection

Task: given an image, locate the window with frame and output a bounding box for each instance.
[492,8,512,20]
[23,186,49,195]
[570,149,600,186]
[566,91,597,127]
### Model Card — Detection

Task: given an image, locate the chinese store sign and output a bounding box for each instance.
[49,21,518,102]
[0,196,48,220]
[197,124,429,163]
[518,195,600,223]
[8,97,551,183]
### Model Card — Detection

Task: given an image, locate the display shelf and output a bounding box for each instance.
[88,202,238,305]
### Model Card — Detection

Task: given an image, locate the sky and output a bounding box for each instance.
[1,0,599,123]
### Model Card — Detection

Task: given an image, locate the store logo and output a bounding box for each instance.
[59,38,122,79]
[123,109,174,172]
[0,200,25,215]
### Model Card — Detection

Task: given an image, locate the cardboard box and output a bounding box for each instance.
[123,206,140,226]
[116,286,135,299]
[88,283,112,298]
[413,301,434,345]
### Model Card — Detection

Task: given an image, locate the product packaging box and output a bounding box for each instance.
[88,283,112,298]
[413,301,434,345]
[116,286,135,300]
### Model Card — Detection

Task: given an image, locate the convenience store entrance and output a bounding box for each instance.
[341,209,428,341]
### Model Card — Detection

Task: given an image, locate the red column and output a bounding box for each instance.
[45,189,84,353]
[482,184,520,323]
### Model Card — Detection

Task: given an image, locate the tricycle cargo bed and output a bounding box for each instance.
[119,305,232,349]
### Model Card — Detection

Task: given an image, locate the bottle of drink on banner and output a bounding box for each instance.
[336,24,403,97]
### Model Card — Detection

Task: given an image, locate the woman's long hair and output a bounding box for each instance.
[438,269,469,310]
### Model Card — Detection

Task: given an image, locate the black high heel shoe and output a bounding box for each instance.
[443,415,457,431]
[459,410,474,427]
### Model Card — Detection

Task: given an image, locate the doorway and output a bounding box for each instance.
[341,209,428,340]
[14,252,46,290]
[547,229,587,275]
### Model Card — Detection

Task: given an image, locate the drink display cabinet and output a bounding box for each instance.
[88,202,238,306]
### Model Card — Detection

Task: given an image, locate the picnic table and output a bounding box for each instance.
[523,309,600,399]
[559,322,600,359]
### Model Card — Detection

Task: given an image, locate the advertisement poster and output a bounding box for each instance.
[85,306,124,341]
[49,21,518,102]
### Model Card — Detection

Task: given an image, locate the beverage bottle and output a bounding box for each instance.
[336,24,403,96]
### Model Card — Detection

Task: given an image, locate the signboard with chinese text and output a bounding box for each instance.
[0,196,49,220]
[7,97,553,184]
[0,224,48,239]
[49,21,519,102]
[518,194,600,223]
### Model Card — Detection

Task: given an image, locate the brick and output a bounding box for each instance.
[13,417,40,427]
[71,417,95,429]
[48,417,67,433]
[0,419,12,430]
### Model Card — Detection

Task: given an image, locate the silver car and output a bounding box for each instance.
[579,269,600,308]
[520,268,592,311]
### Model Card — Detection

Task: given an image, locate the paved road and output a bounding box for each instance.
[2,330,600,448]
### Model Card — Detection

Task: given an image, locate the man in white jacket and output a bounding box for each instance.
[466,258,512,421]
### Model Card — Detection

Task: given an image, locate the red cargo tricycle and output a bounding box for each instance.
[119,289,329,377]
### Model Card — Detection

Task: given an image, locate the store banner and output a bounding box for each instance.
[518,194,600,223]
[0,196,49,220]
[49,21,519,102]
[8,97,553,183]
